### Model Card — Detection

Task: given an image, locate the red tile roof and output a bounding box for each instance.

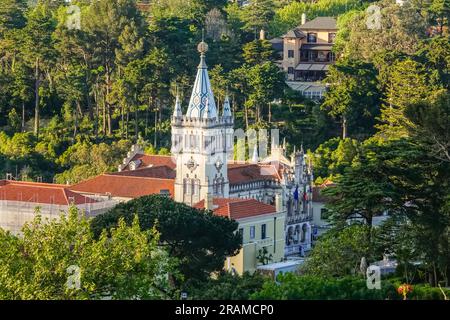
[227,163,281,184]
[123,154,282,186]
[194,198,276,220]
[111,165,175,179]
[320,179,335,187]
[70,174,174,199]
[123,154,176,171]
[0,180,96,205]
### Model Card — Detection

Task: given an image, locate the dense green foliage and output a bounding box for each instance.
[1,0,340,181]
[186,272,266,300]
[0,0,449,300]
[252,273,450,300]
[302,224,373,277]
[252,273,398,300]
[0,207,178,299]
[90,195,242,284]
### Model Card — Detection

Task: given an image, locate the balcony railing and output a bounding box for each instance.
[246,237,273,247]
[286,213,312,225]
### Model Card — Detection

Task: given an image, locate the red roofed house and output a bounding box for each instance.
[0,180,113,234]
[70,167,175,201]
[194,196,285,274]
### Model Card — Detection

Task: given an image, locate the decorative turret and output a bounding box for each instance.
[251,144,259,163]
[185,38,218,120]
[172,39,234,205]
[223,94,232,118]
[172,94,183,119]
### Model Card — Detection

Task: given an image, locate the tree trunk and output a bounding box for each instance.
[121,104,124,139]
[135,106,139,141]
[21,101,25,132]
[93,84,99,139]
[106,71,112,136]
[268,102,272,123]
[102,92,106,136]
[154,106,158,148]
[73,101,79,142]
[244,99,249,130]
[107,107,112,136]
[125,106,129,140]
[34,58,40,138]
[342,115,347,139]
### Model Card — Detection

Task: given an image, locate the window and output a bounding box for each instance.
[300,50,309,61]
[288,67,294,74]
[328,33,336,43]
[307,32,317,43]
[183,178,190,195]
[250,226,255,239]
[261,224,266,239]
[309,50,318,61]
[159,189,170,197]
[238,228,244,240]
[288,49,294,58]
[327,51,335,62]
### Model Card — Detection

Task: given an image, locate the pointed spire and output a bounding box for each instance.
[185,38,218,120]
[204,98,213,119]
[251,144,259,163]
[223,94,232,118]
[173,93,183,118]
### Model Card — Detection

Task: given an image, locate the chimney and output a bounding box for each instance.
[205,193,214,211]
[301,13,307,25]
[275,193,283,213]
[259,29,266,40]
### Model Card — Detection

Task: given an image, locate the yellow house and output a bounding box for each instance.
[195,196,286,275]
[280,16,338,100]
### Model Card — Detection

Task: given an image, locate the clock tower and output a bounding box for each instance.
[171,40,234,205]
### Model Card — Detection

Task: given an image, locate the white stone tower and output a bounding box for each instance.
[171,40,234,205]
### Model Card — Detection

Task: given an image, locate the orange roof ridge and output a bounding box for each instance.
[3,180,68,188]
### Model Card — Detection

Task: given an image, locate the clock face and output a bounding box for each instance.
[214,159,223,171]
[186,157,198,172]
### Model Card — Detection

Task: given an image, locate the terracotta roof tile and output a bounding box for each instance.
[194,198,276,220]
[123,154,176,171]
[111,165,175,179]
[70,175,174,199]
[123,153,284,186]
[0,180,96,205]
[227,163,281,184]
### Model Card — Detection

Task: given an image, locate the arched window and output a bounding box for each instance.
[183,178,190,195]
[294,225,301,244]
[301,224,307,242]
[192,178,200,196]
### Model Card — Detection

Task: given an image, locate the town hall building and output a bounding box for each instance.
[1,39,315,275]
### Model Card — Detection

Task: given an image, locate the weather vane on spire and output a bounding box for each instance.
[197,29,208,68]
[198,29,208,55]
